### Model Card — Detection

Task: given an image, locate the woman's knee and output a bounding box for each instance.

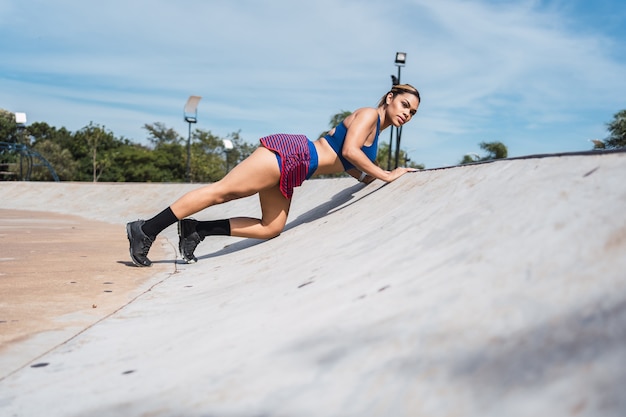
[259,222,284,239]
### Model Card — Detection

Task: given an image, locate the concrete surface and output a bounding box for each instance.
[0,209,172,374]
[0,151,625,417]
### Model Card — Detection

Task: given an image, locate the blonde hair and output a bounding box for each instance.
[378,83,421,107]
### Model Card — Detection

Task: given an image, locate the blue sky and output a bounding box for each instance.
[1,0,625,168]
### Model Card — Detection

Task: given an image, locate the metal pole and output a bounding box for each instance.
[186,121,191,182]
[387,74,398,171]
[387,128,393,170]
[183,96,201,183]
[394,65,402,169]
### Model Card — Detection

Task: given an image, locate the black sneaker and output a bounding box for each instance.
[178,218,204,264]
[126,220,154,267]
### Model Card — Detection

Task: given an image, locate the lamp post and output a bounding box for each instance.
[15,112,27,180]
[387,75,398,170]
[394,52,406,169]
[387,52,406,170]
[183,95,202,182]
[222,139,234,174]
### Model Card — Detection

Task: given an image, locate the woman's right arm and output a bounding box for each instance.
[342,109,416,182]
[346,168,376,184]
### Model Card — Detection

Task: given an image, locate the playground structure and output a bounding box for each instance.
[0,141,59,182]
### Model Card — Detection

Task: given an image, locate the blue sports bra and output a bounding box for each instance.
[324,116,380,171]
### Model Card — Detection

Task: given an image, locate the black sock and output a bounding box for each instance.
[196,219,231,238]
[142,207,178,238]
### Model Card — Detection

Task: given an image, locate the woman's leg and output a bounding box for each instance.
[128,146,281,266]
[178,162,292,265]
[178,182,291,263]
[229,183,291,239]
[178,148,293,262]
[170,146,281,218]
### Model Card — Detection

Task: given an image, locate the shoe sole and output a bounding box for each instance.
[177,220,197,264]
[127,223,152,267]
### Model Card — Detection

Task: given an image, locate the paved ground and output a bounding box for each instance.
[0,151,625,417]
[0,209,172,373]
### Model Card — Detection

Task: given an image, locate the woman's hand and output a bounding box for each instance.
[383,167,418,182]
[348,166,417,183]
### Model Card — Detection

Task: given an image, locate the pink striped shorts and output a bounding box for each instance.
[259,134,318,199]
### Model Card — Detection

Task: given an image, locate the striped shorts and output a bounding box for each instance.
[259,134,319,200]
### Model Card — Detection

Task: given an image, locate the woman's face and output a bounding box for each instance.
[387,93,420,127]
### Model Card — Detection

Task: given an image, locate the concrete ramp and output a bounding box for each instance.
[1,151,625,416]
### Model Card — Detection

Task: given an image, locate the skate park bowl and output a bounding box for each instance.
[0,150,625,416]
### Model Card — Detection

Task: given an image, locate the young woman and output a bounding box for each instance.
[127,84,421,266]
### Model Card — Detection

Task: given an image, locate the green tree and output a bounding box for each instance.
[604,109,626,149]
[459,154,479,164]
[28,121,72,145]
[35,123,91,175]
[105,144,175,182]
[377,141,424,170]
[31,140,78,181]
[481,141,508,159]
[141,122,187,181]
[0,109,19,142]
[150,143,186,182]
[189,129,256,183]
[189,129,227,182]
[81,123,112,182]
[460,141,508,164]
[72,123,128,182]
[143,122,183,147]
[28,122,76,179]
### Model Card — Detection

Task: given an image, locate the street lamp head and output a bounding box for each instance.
[395,52,407,66]
[222,139,234,150]
[14,112,27,126]
[184,95,202,123]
